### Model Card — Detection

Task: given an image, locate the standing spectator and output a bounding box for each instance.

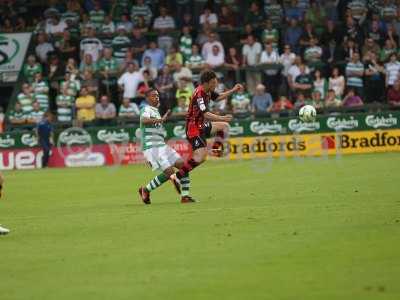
[172,96,189,116]
[252,84,273,113]
[342,88,363,107]
[99,15,116,47]
[80,25,103,62]
[173,63,193,88]
[45,15,67,37]
[219,5,236,29]
[328,67,345,97]
[264,0,283,27]
[89,1,105,30]
[280,45,296,91]
[361,38,381,58]
[313,69,328,100]
[304,37,323,67]
[65,58,80,77]
[36,112,53,168]
[245,2,265,29]
[112,25,132,65]
[142,41,165,70]
[81,69,100,96]
[118,62,143,105]
[32,73,50,112]
[56,30,79,61]
[35,32,55,64]
[27,102,45,124]
[76,87,96,122]
[261,19,279,50]
[231,85,251,113]
[260,42,281,98]
[153,6,176,52]
[166,46,184,70]
[285,0,304,22]
[140,56,158,80]
[17,83,34,114]
[60,72,81,98]
[179,26,193,62]
[199,7,218,28]
[79,53,98,74]
[131,26,148,62]
[155,65,175,113]
[118,13,133,32]
[242,34,262,94]
[288,56,309,92]
[345,52,365,97]
[294,64,313,97]
[185,44,206,83]
[225,47,242,86]
[385,53,400,88]
[311,90,324,110]
[56,87,75,122]
[284,18,303,54]
[98,48,119,99]
[119,98,140,118]
[380,39,397,63]
[131,0,152,26]
[387,80,400,106]
[8,102,27,125]
[364,51,385,103]
[22,55,43,83]
[95,95,117,125]
[201,32,224,63]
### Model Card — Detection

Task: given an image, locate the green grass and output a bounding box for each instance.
[1,153,400,300]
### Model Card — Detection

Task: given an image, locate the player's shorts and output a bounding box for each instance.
[143,145,181,171]
[188,121,212,151]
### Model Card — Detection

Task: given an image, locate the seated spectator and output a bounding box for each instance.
[362,38,381,58]
[252,84,273,113]
[304,37,323,65]
[119,50,139,73]
[35,32,55,64]
[387,80,400,106]
[284,18,303,53]
[199,7,218,28]
[136,70,154,98]
[294,64,313,96]
[179,26,193,61]
[294,92,312,109]
[140,56,158,80]
[313,69,328,99]
[65,58,80,77]
[0,18,14,33]
[134,15,148,34]
[96,95,117,125]
[79,53,98,74]
[153,6,175,52]
[118,13,133,33]
[27,102,45,124]
[76,87,96,122]
[80,26,103,62]
[202,32,224,63]
[342,88,364,107]
[118,62,143,105]
[118,98,140,118]
[56,87,75,122]
[311,90,324,110]
[155,65,174,111]
[287,56,309,90]
[325,89,342,108]
[186,44,205,82]
[175,81,192,109]
[60,72,81,98]
[261,19,279,49]
[172,96,189,116]
[218,5,236,29]
[279,45,296,78]
[142,41,165,70]
[245,1,264,29]
[225,47,242,70]
[329,67,345,97]
[380,39,397,63]
[97,48,118,96]
[305,1,326,30]
[299,22,317,50]
[22,55,43,83]
[131,27,148,62]
[260,42,280,98]
[343,38,360,62]
[89,1,105,30]
[205,45,225,68]
[173,63,193,88]
[285,0,304,22]
[32,73,50,112]
[345,52,365,97]
[264,0,283,27]
[166,46,184,70]
[8,102,27,125]
[271,96,294,112]
[17,83,34,114]
[231,85,251,113]
[81,70,99,96]
[99,15,115,47]
[45,14,67,37]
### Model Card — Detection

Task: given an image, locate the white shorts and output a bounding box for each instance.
[143,145,181,171]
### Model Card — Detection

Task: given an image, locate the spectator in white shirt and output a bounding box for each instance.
[35,32,55,64]
[205,45,225,68]
[199,7,218,28]
[260,43,281,98]
[117,62,143,104]
[287,56,309,91]
[201,32,224,62]
[173,63,193,89]
[385,53,400,88]
[328,67,345,97]
[45,15,67,37]
[279,44,296,77]
[80,26,103,62]
[242,34,262,94]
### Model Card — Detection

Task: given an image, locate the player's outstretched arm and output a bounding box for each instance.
[215,84,243,101]
[204,112,232,122]
[141,110,171,125]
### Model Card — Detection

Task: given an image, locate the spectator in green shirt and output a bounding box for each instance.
[8,102,27,125]
[22,55,43,83]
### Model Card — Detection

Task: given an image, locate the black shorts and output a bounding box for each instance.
[188,122,212,151]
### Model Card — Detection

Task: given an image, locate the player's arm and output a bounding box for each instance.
[204,111,232,122]
[141,110,171,125]
[215,84,243,101]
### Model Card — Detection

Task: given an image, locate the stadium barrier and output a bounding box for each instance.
[1,111,400,170]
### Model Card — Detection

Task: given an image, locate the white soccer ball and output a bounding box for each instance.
[299,105,317,122]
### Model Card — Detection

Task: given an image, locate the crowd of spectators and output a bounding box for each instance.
[2,0,400,128]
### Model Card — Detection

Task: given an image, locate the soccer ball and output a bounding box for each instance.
[299,105,317,122]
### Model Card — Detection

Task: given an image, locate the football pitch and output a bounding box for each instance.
[1,153,399,300]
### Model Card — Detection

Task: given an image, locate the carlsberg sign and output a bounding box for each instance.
[0,33,32,82]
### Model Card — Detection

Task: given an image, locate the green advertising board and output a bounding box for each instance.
[1,111,399,149]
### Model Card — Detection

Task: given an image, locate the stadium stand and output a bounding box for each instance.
[1,0,400,132]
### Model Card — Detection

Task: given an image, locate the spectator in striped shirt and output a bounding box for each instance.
[32,73,50,112]
[8,102,27,125]
[80,26,103,62]
[112,25,132,65]
[153,7,176,53]
[89,1,106,30]
[27,101,45,125]
[118,98,140,118]
[22,55,43,83]
[56,87,75,122]
[385,53,400,88]
[345,52,365,97]
[17,83,34,115]
[131,0,153,26]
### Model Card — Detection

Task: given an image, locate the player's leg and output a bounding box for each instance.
[174,159,195,203]
[0,172,3,198]
[0,224,10,235]
[176,143,207,179]
[210,121,230,156]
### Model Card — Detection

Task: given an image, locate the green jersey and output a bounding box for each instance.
[60,80,81,97]
[8,110,26,122]
[112,35,131,64]
[119,103,139,117]
[89,9,105,29]
[17,93,34,113]
[22,64,42,82]
[56,94,75,122]
[32,80,49,111]
[140,105,167,151]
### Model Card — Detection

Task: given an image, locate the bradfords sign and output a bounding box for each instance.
[0,33,32,82]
